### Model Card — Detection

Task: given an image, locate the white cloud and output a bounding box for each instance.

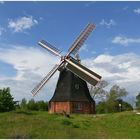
[82,53,140,98]
[123,6,129,10]
[0,46,58,76]
[80,44,89,52]
[85,1,96,7]
[80,44,96,54]
[134,8,140,14]
[99,19,116,28]
[0,45,59,101]
[94,55,113,63]
[0,27,5,36]
[0,44,140,102]
[0,1,4,4]
[8,16,38,32]
[112,35,140,46]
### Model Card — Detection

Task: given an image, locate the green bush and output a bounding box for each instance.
[136,93,140,110]
[121,101,133,111]
[27,99,38,110]
[20,98,27,110]
[96,99,133,114]
[0,87,15,112]
[96,101,106,114]
[36,101,48,111]
[19,98,48,111]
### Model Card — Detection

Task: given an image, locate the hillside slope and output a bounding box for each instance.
[0,111,140,139]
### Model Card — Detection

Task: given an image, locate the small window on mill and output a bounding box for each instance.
[74,103,82,110]
[75,84,79,90]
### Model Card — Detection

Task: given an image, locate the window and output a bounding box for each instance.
[75,84,79,90]
[73,103,82,110]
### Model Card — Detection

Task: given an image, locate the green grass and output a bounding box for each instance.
[0,110,140,139]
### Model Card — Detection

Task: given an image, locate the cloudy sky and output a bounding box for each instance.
[0,1,140,103]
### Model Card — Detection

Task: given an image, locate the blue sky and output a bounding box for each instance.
[0,1,140,104]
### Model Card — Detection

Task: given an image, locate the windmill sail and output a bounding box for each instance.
[31,23,102,97]
[66,23,95,57]
[31,64,61,96]
[38,40,62,57]
[65,57,101,86]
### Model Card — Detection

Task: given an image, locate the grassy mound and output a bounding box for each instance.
[0,111,140,138]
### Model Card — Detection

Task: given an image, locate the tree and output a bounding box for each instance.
[96,99,133,114]
[0,87,15,112]
[36,101,48,111]
[20,98,27,110]
[136,93,140,110]
[121,100,133,111]
[27,99,38,111]
[96,101,106,114]
[105,85,128,113]
[106,85,128,100]
[96,85,129,114]
[19,99,49,111]
[88,80,108,101]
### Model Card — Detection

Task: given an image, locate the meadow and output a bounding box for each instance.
[0,110,140,139]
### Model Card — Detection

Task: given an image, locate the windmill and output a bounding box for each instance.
[32,23,102,114]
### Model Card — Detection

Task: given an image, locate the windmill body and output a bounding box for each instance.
[49,68,95,114]
[32,23,102,114]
